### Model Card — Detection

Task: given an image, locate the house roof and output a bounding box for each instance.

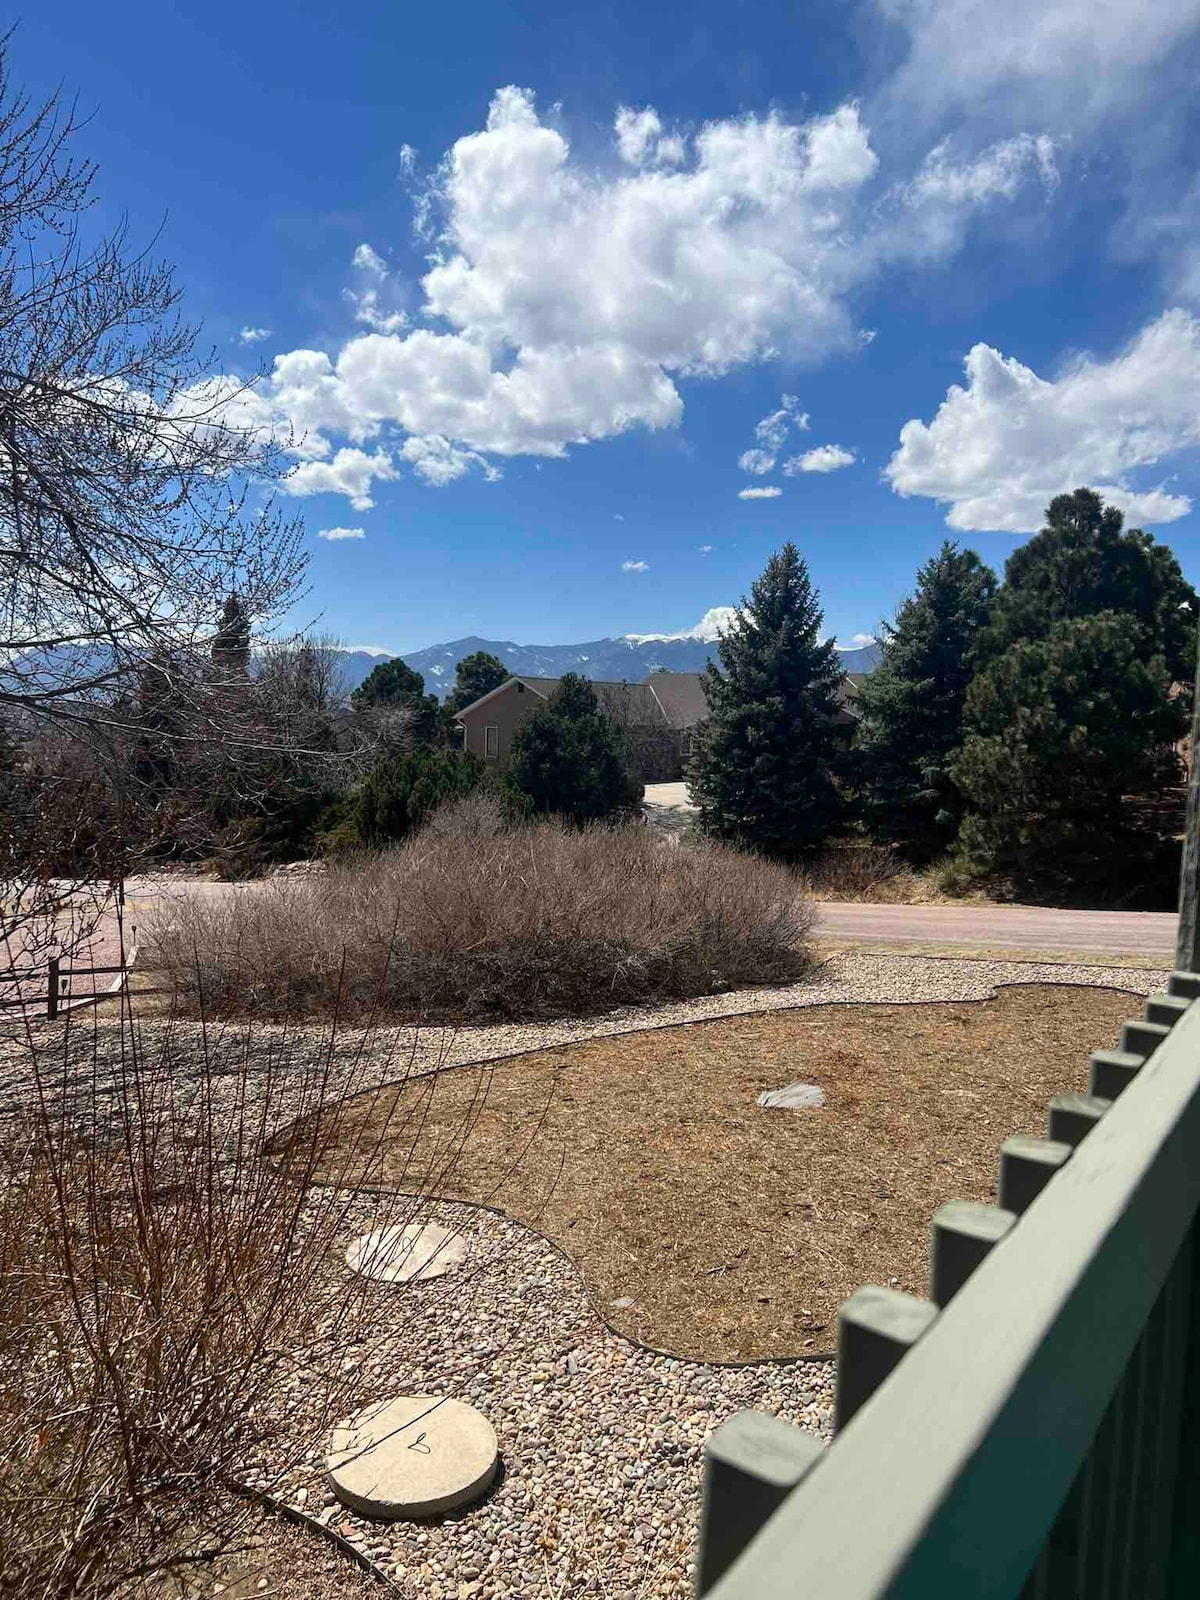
[455,668,859,726]
[646,672,709,729]
[453,676,554,719]
[455,673,706,727]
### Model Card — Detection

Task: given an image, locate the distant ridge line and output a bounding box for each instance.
[337,633,882,698]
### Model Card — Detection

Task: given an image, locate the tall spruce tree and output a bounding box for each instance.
[690,543,844,857]
[211,593,251,678]
[856,541,996,857]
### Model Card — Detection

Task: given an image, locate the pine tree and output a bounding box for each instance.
[982,488,1196,678]
[505,673,635,822]
[950,489,1197,894]
[211,593,251,678]
[690,543,844,857]
[445,651,510,715]
[951,612,1185,893]
[856,541,996,857]
[351,656,440,743]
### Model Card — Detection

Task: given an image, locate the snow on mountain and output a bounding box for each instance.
[337,622,882,698]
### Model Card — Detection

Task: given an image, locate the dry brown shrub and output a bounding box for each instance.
[146,824,816,1023]
[0,992,468,1598]
[799,842,944,904]
[421,790,509,839]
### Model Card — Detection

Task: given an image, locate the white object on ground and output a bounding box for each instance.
[757,1082,826,1110]
[345,1221,469,1283]
[326,1394,498,1519]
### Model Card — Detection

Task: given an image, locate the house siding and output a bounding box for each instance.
[458,680,545,762]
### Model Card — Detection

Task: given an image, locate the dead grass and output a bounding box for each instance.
[146,824,816,1024]
[278,984,1139,1364]
[799,843,990,905]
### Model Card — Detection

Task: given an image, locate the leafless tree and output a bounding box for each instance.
[0,41,313,942]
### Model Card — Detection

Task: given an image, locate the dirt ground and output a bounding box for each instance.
[284,982,1140,1363]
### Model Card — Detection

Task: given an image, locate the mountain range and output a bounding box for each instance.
[338,634,883,698]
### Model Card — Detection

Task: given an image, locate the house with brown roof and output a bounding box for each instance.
[455,669,867,781]
[454,672,710,781]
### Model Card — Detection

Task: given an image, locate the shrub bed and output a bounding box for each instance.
[147,824,816,1023]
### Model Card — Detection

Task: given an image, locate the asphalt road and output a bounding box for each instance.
[815,900,1177,958]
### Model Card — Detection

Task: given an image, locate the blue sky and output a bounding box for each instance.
[22,0,1200,652]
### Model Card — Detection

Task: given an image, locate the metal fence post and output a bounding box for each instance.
[46,955,60,1020]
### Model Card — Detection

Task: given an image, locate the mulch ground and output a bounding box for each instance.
[285,983,1139,1363]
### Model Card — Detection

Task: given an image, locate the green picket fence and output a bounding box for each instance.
[697,977,1200,1599]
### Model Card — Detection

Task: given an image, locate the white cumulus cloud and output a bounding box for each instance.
[622,559,649,572]
[232,86,1052,503]
[287,447,399,510]
[738,448,777,475]
[738,485,783,500]
[784,444,857,473]
[614,106,683,167]
[626,605,739,643]
[755,395,810,451]
[238,326,271,345]
[886,308,1200,530]
[317,526,366,541]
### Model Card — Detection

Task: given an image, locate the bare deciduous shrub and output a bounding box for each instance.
[799,842,931,904]
[421,790,510,839]
[147,825,817,1023]
[0,994,472,1597]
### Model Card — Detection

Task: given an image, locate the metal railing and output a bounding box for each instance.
[697,974,1200,1599]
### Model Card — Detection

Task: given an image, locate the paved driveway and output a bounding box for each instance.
[815,900,1177,958]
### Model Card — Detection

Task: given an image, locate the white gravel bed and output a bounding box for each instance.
[244,1195,834,1600]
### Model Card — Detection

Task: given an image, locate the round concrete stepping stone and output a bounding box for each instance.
[345,1222,468,1284]
[757,1081,826,1110]
[326,1395,498,1519]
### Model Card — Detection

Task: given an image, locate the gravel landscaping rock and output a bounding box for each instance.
[247,1196,837,1600]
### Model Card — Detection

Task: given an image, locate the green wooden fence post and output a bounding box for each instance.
[696,1412,824,1596]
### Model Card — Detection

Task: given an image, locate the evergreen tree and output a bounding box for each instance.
[211,593,251,677]
[949,489,1197,894]
[951,612,1185,893]
[352,656,426,705]
[505,673,635,823]
[358,749,488,844]
[690,543,844,857]
[981,488,1196,678]
[351,656,440,743]
[445,651,510,715]
[856,541,996,857]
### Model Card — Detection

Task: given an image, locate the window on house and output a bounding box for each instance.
[485,724,499,758]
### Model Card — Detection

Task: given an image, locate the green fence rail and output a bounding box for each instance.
[697,974,1200,1599]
